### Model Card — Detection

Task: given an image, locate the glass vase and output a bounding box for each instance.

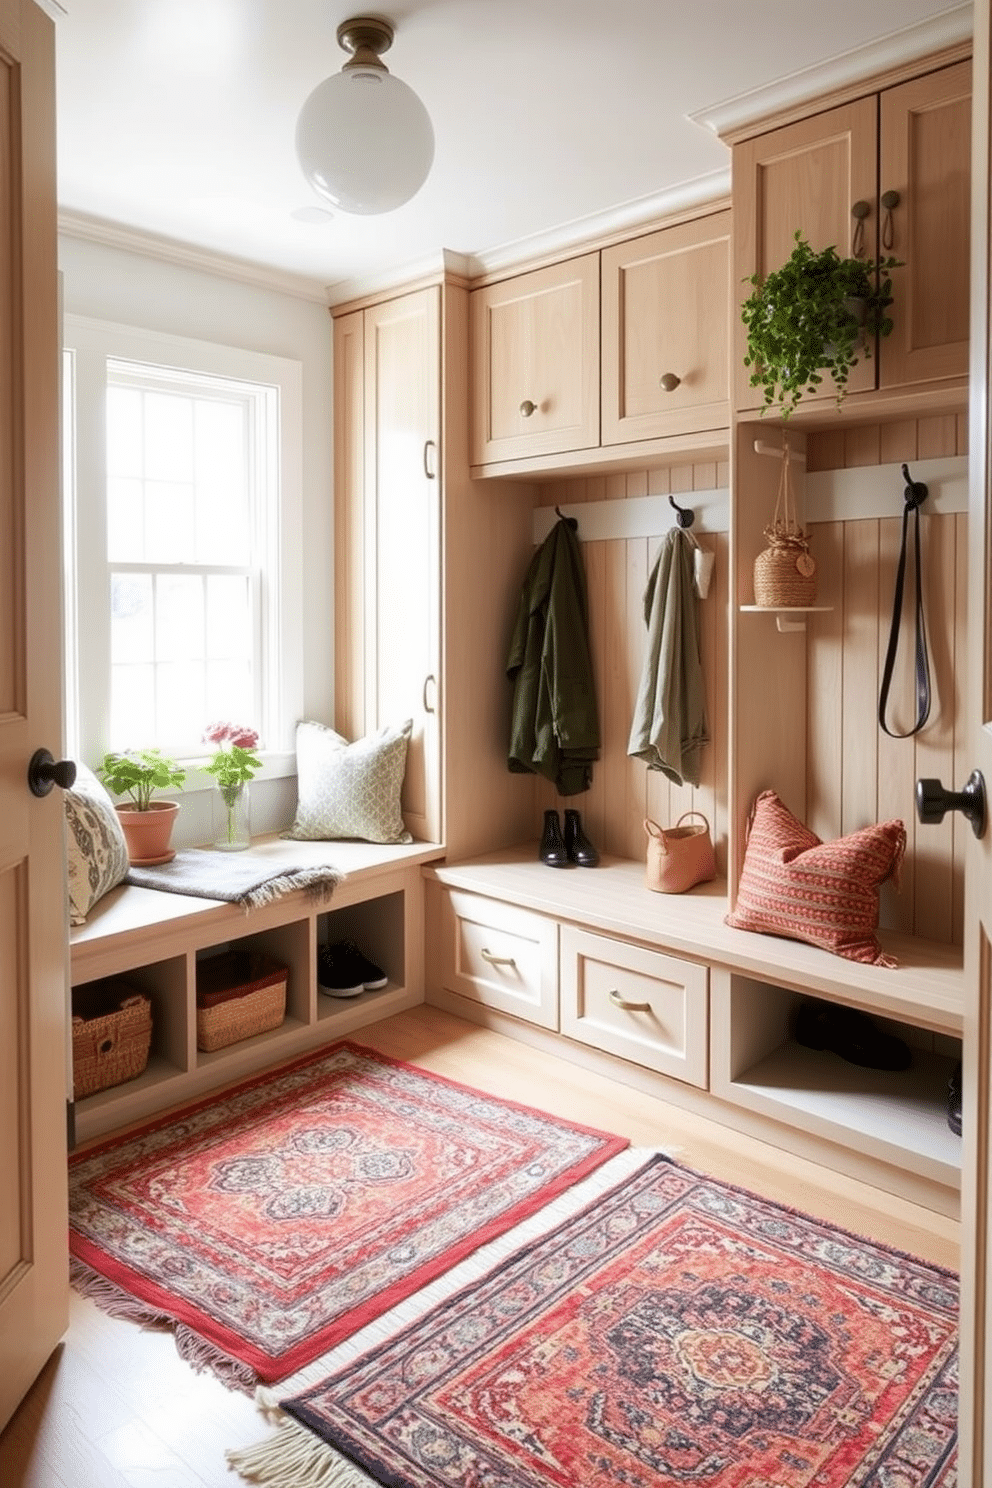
[213,782,251,851]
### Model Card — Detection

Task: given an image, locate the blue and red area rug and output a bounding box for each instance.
[68,1041,627,1386]
[229,1153,958,1488]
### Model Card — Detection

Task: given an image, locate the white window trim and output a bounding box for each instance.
[62,314,304,778]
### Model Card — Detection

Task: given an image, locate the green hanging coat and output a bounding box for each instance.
[506,517,600,796]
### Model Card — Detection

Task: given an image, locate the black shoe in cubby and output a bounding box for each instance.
[318,939,388,998]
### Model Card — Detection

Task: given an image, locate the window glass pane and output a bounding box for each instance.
[110,663,154,750]
[196,400,250,565]
[110,573,153,663]
[158,660,206,743]
[156,574,204,663]
[107,477,146,563]
[146,480,197,564]
[106,386,143,478]
[206,659,253,727]
[144,392,193,483]
[206,574,252,660]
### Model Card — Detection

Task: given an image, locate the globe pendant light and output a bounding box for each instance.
[295,16,434,216]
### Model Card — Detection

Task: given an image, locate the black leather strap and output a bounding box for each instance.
[878,466,931,738]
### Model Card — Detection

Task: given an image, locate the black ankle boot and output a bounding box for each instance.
[564,809,599,867]
[539,810,570,868]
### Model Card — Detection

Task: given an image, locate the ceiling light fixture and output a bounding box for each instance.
[295,15,434,217]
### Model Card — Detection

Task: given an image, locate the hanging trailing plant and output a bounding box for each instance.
[741,231,902,419]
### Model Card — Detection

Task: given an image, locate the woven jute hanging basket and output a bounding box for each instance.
[753,443,818,608]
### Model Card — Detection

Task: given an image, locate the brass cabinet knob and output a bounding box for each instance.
[519,399,537,417]
[659,373,681,393]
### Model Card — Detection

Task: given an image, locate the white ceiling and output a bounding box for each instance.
[50,0,972,300]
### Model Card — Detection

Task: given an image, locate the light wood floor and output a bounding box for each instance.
[0,1004,960,1488]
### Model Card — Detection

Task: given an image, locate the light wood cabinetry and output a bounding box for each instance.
[69,840,441,1142]
[424,853,962,1214]
[601,210,731,444]
[470,253,600,465]
[732,58,971,415]
[334,288,441,843]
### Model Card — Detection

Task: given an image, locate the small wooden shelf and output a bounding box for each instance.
[739,605,834,633]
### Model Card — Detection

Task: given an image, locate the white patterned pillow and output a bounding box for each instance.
[283,720,413,844]
[64,763,130,924]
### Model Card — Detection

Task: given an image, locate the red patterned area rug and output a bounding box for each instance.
[229,1154,958,1488]
[68,1041,627,1387]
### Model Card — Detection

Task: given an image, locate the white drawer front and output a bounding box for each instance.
[560,926,708,1085]
[441,889,558,1030]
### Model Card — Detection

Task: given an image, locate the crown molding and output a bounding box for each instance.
[325,247,475,307]
[57,209,333,305]
[690,4,973,138]
[33,0,67,20]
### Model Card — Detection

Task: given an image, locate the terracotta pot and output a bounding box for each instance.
[115,801,180,865]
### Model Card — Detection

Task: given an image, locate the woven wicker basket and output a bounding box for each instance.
[753,444,818,608]
[72,978,152,1099]
[196,949,287,1051]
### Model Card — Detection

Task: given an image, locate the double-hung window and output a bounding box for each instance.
[62,317,303,770]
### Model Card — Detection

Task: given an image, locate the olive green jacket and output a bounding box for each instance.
[506,517,600,796]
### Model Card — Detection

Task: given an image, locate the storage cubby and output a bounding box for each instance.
[69,839,441,1141]
[710,967,962,1209]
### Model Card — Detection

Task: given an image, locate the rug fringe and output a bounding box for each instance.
[70,1256,173,1331]
[226,1415,373,1487]
[71,1256,259,1395]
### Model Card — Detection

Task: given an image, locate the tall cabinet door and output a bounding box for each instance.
[363,289,441,845]
[0,0,69,1429]
[879,60,972,388]
[732,97,878,410]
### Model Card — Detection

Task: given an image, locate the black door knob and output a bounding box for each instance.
[28,748,77,798]
[916,770,986,839]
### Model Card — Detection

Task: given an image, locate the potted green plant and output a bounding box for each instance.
[98,748,187,864]
[741,231,903,419]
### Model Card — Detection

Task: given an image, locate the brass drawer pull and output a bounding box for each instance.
[609,989,651,1012]
[481,948,517,969]
[519,399,538,417]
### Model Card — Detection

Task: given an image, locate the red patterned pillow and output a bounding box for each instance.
[725,790,906,966]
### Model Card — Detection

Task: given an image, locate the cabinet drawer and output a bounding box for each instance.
[560,926,708,1085]
[439,889,558,1030]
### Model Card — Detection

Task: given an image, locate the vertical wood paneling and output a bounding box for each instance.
[876,514,919,933]
[840,519,881,835]
[803,416,966,944]
[806,522,845,842]
[913,512,957,941]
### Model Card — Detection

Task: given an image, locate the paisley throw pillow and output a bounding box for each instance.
[64,763,130,925]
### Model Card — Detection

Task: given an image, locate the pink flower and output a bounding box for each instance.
[203,722,260,750]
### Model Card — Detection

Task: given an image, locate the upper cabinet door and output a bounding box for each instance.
[879,60,972,389]
[470,254,599,465]
[732,97,878,411]
[601,210,731,444]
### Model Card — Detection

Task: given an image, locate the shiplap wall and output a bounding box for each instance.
[805,415,969,946]
[533,461,730,876]
[524,412,966,945]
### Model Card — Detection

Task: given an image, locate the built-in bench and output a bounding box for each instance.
[69,836,444,1142]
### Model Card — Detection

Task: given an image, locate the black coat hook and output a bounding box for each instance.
[668,494,695,529]
[555,504,578,531]
[901,463,929,510]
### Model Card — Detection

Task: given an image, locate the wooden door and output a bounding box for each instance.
[961,8,992,1478]
[0,0,70,1430]
[732,97,878,410]
[601,210,731,444]
[470,253,599,465]
[364,289,441,844]
[879,60,972,389]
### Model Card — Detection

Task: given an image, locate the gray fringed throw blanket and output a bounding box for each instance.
[126,850,343,910]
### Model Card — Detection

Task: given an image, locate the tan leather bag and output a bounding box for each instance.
[644,812,716,894]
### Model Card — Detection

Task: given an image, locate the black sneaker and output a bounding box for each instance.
[317,940,387,998]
